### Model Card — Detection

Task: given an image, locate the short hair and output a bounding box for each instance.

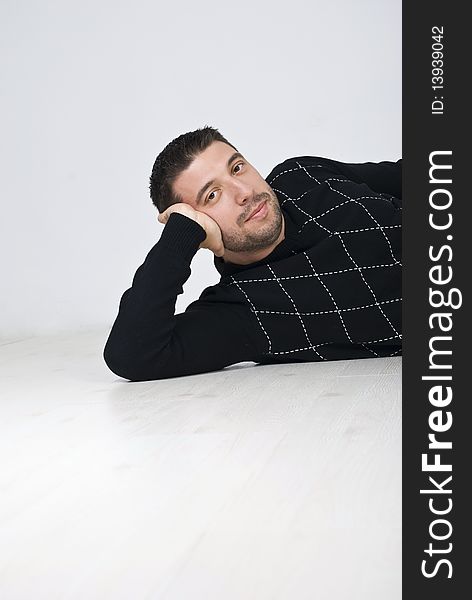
[149,125,238,213]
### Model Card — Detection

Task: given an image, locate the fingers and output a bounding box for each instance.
[157,204,224,257]
[211,237,225,257]
[198,243,225,258]
[158,206,175,224]
[158,203,195,225]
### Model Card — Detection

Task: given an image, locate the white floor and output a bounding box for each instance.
[0,330,401,600]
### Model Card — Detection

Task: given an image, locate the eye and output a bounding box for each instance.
[204,190,217,204]
[203,162,245,204]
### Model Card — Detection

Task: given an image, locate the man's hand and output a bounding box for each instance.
[158,204,225,257]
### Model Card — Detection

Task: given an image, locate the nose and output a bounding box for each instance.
[232,180,253,206]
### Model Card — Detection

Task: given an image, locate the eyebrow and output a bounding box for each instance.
[195,152,245,205]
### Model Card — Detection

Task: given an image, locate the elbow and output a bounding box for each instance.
[103,337,172,382]
[103,341,137,381]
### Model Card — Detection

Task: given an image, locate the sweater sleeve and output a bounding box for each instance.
[103,212,262,381]
[291,156,402,199]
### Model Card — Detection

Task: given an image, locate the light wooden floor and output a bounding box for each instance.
[0,331,401,600]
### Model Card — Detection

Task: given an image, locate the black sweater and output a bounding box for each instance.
[104,156,402,381]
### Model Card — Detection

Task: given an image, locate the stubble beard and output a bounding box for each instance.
[221,189,283,253]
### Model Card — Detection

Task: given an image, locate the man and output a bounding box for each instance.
[104,126,402,381]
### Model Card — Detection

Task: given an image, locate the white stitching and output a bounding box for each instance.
[273,186,333,235]
[231,276,272,354]
[255,297,401,316]
[303,251,354,341]
[267,264,326,361]
[336,233,400,337]
[272,334,401,356]
[333,224,401,235]
[226,261,399,285]
[229,158,402,359]
[295,161,401,263]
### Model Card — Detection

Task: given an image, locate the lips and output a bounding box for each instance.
[246,200,267,221]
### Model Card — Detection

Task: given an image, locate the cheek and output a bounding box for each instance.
[207,206,239,231]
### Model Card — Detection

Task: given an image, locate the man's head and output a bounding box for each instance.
[150,126,283,264]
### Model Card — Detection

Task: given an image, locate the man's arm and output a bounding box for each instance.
[103,211,263,381]
[289,156,402,199]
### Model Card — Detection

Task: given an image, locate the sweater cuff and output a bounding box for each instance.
[158,211,207,263]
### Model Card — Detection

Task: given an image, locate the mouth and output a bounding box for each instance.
[246,200,268,222]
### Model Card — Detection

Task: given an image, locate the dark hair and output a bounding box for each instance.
[149,125,238,213]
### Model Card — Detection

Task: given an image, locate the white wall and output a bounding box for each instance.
[0,0,401,339]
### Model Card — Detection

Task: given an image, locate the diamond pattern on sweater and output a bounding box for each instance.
[224,158,402,361]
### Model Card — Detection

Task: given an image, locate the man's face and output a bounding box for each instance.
[172,141,283,257]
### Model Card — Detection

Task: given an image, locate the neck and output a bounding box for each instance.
[223,217,286,266]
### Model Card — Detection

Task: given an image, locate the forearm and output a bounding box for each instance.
[103,212,206,380]
[333,158,402,199]
[103,213,263,381]
[294,156,402,199]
